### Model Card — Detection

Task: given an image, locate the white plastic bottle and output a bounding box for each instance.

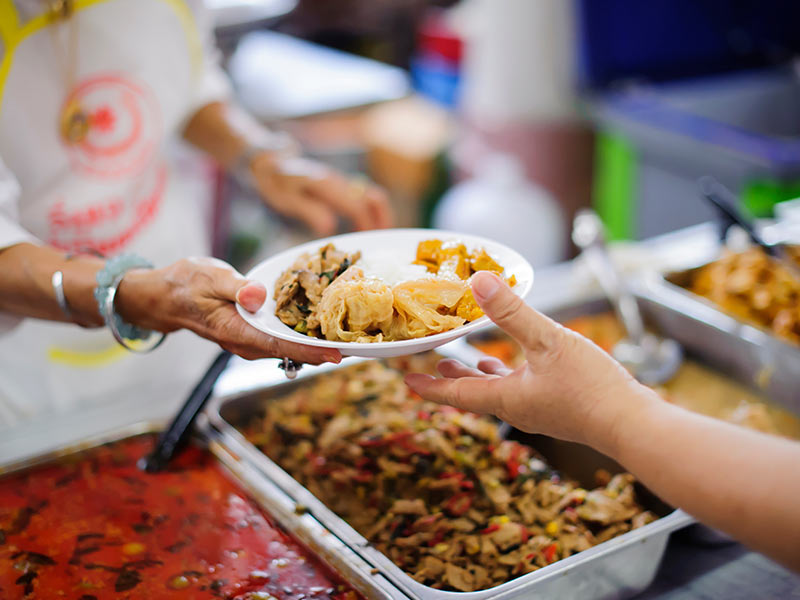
[433,153,566,267]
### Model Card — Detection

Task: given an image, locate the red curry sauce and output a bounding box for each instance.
[0,434,359,600]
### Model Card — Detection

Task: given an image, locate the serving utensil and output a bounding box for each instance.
[698,175,800,280]
[140,350,232,472]
[572,210,682,385]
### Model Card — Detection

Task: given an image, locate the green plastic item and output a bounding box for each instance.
[593,131,636,240]
[741,179,800,218]
[593,130,800,237]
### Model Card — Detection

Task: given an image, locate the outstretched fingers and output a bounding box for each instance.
[437,358,488,379]
[404,372,507,417]
[477,356,513,376]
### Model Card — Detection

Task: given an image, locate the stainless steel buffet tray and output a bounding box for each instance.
[203,349,692,600]
[0,421,406,600]
[630,270,800,415]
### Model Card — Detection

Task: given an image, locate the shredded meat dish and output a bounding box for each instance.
[242,358,655,592]
[681,246,800,345]
[274,243,362,337]
[273,240,515,343]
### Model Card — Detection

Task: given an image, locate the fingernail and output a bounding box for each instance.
[324,353,341,364]
[472,272,501,301]
[237,282,266,312]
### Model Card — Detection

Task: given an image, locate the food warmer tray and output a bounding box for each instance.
[0,422,408,600]
[629,268,800,416]
[202,348,693,600]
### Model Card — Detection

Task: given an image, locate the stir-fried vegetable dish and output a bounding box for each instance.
[0,434,359,600]
[241,358,655,592]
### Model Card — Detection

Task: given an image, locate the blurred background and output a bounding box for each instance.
[207,0,800,271]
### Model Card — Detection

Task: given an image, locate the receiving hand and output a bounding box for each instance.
[116,257,341,364]
[404,271,653,451]
[250,153,393,236]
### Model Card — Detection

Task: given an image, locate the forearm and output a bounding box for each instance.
[0,244,336,364]
[182,101,285,171]
[0,243,168,333]
[0,243,105,326]
[606,388,800,570]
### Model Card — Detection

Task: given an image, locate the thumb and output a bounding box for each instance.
[471,271,561,355]
[196,258,266,312]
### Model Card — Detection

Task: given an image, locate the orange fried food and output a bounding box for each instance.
[455,289,484,321]
[471,248,504,274]
[685,247,800,345]
[413,239,443,273]
[414,240,510,282]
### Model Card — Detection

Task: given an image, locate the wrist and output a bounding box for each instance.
[586,381,665,460]
[115,268,171,332]
[233,135,298,188]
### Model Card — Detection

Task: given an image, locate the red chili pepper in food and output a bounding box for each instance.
[543,542,558,563]
[460,480,475,490]
[525,552,536,561]
[427,529,446,547]
[352,470,373,483]
[520,526,530,543]
[505,444,523,479]
[358,437,383,448]
[444,492,472,516]
[480,524,500,535]
[398,438,433,456]
[417,410,431,420]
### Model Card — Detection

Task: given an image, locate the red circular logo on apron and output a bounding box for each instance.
[61,74,161,179]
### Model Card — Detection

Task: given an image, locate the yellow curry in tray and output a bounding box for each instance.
[678,246,800,345]
[470,312,800,440]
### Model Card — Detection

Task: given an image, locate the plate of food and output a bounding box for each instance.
[238,228,534,357]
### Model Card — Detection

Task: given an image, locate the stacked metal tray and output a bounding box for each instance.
[630,262,800,415]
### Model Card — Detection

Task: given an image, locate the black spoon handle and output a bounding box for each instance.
[698,176,776,256]
[142,350,232,473]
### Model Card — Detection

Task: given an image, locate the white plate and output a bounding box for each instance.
[238,228,534,358]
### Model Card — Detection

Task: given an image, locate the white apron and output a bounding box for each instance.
[0,0,230,432]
